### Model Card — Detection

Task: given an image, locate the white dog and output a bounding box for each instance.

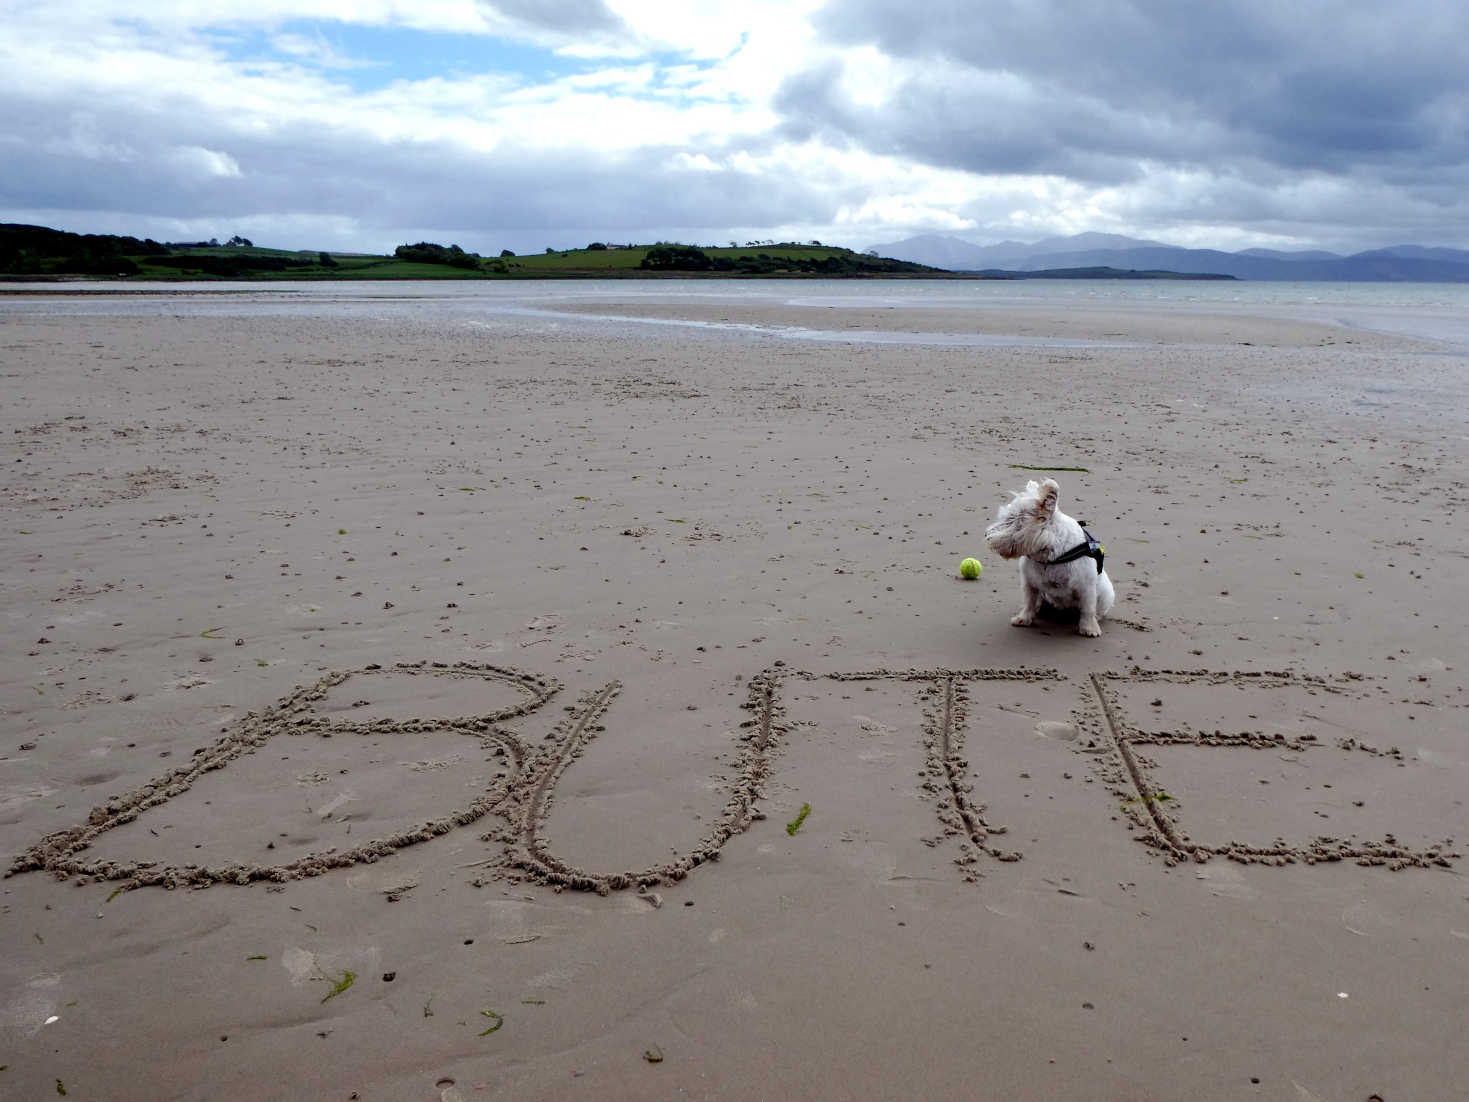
[984,478,1114,637]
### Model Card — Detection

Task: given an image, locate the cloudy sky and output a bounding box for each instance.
[4,0,1467,256]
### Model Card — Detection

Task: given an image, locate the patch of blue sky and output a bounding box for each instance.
[205,21,725,103]
[210,21,599,91]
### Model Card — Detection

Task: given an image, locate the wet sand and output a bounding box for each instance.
[2,300,1467,1100]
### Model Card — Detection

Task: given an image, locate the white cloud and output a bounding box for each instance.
[34,1,498,35]
[168,146,243,179]
[269,30,378,69]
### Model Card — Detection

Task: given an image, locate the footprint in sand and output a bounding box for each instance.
[1341,900,1398,938]
[1193,864,1257,900]
[0,973,63,1040]
[1034,720,1079,741]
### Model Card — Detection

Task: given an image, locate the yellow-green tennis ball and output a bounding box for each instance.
[959,557,982,580]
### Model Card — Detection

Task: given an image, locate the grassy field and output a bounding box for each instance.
[507,247,648,272]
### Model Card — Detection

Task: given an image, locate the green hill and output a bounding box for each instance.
[502,242,941,277]
[0,225,949,280]
[0,223,168,276]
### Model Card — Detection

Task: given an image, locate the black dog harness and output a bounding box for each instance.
[1037,527,1106,575]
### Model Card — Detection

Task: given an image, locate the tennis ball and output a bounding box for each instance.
[959,557,982,580]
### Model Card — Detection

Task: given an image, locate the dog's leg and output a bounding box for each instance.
[1011,578,1042,627]
[1077,587,1102,637]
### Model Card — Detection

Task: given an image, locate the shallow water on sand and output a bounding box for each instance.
[5,277,1469,350]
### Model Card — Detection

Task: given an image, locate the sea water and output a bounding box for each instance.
[4,278,1469,351]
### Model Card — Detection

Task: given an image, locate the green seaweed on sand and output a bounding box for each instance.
[199,626,225,639]
[319,969,356,1003]
[786,802,812,836]
[478,1009,504,1036]
[1120,792,1175,809]
[246,954,268,961]
[1008,464,1090,473]
[105,885,128,903]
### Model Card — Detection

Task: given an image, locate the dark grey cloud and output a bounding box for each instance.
[776,59,1229,184]
[785,0,1469,181]
[0,92,831,252]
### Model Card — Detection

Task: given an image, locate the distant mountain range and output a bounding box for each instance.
[866,232,1469,281]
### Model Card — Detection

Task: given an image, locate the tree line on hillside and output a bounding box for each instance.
[0,223,314,276]
[0,225,492,276]
[0,223,169,275]
[393,241,483,269]
[640,244,933,275]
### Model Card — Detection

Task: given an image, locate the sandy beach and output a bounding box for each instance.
[3,292,1468,1101]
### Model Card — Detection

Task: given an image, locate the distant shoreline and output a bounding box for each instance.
[968,266,1236,280]
[1,223,1240,282]
[0,264,1237,287]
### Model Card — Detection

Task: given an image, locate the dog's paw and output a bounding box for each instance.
[1077,619,1102,637]
[1011,612,1035,627]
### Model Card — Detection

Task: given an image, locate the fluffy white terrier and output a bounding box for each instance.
[985,478,1115,637]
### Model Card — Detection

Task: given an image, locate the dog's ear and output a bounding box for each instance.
[1038,479,1059,514]
[1024,479,1040,496]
